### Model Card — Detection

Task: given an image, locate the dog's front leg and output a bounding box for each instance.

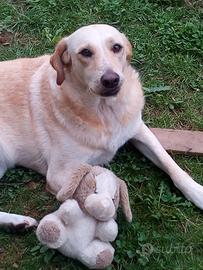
[0,212,37,233]
[46,162,91,202]
[131,122,203,209]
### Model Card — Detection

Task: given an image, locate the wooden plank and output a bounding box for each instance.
[150,128,203,155]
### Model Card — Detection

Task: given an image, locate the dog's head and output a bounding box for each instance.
[50,24,132,97]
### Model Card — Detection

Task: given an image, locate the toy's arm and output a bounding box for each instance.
[95,219,118,242]
[59,199,84,225]
[37,200,83,249]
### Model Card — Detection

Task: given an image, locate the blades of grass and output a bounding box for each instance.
[143,86,171,93]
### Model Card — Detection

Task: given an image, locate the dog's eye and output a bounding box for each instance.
[79,48,93,57]
[112,44,122,53]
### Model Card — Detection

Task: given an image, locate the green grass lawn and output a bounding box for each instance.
[0,0,203,269]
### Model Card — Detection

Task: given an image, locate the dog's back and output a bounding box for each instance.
[0,56,49,174]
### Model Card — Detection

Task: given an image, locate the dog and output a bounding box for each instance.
[0,24,203,231]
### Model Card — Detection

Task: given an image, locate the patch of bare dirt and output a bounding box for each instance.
[0,32,13,45]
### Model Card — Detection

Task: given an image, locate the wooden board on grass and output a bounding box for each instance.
[150,128,203,155]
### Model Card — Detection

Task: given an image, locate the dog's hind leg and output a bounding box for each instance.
[0,140,14,179]
[0,212,38,233]
[0,145,7,178]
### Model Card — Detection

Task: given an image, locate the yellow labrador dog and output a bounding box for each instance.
[0,24,202,230]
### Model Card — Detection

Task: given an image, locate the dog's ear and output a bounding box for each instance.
[50,38,70,86]
[122,34,133,63]
[118,178,132,222]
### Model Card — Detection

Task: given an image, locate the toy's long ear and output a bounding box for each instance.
[91,166,106,176]
[56,164,92,202]
[118,178,132,222]
[50,38,71,86]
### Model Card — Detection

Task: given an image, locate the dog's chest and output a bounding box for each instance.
[106,116,140,150]
[87,113,142,165]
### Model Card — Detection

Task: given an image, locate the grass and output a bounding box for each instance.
[0,0,203,269]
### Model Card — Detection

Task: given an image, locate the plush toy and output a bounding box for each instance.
[36,165,132,269]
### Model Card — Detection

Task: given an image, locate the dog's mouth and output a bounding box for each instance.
[100,86,120,97]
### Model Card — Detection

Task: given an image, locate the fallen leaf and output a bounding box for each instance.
[25,180,38,190]
[12,263,19,269]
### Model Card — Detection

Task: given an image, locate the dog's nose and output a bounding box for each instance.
[101,70,120,89]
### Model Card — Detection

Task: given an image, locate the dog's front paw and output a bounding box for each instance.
[6,216,38,233]
[186,183,203,210]
[174,171,203,210]
[56,163,93,202]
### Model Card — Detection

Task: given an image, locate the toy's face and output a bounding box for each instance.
[84,171,118,221]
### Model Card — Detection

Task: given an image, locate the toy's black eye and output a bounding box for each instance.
[79,48,93,57]
[112,43,122,53]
